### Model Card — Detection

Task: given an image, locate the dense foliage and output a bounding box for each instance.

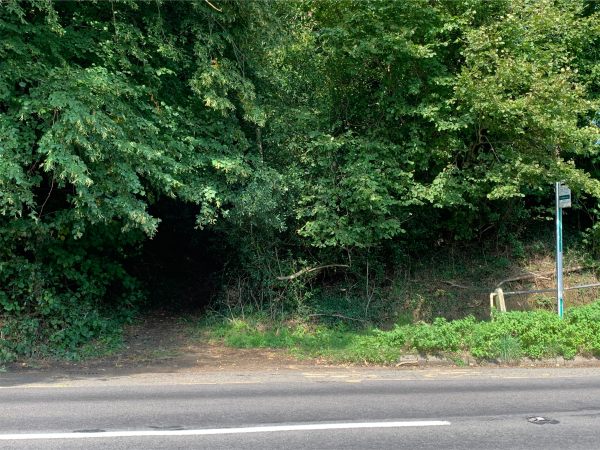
[264,0,600,247]
[209,300,600,363]
[0,0,268,357]
[1,0,599,359]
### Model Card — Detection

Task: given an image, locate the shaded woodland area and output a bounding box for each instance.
[1,0,599,360]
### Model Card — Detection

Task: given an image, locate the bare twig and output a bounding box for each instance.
[414,265,594,294]
[38,177,55,218]
[204,0,222,12]
[308,313,365,323]
[482,134,500,163]
[441,281,472,290]
[276,264,349,281]
[496,266,590,288]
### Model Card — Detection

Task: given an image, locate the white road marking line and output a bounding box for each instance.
[0,421,451,440]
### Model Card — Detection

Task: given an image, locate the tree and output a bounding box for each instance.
[260,0,600,247]
[0,0,266,356]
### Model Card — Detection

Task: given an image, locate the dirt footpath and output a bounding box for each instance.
[7,312,320,376]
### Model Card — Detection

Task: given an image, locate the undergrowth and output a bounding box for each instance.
[200,300,600,364]
[0,307,133,363]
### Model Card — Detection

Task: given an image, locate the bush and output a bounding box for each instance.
[0,236,140,362]
[207,300,600,364]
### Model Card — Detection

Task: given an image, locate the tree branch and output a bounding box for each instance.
[276,264,349,281]
[308,313,365,322]
[496,266,590,288]
[38,176,54,218]
[204,0,222,12]
[441,281,472,290]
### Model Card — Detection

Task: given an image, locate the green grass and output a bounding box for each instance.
[74,329,125,361]
[202,316,405,364]
[200,300,600,364]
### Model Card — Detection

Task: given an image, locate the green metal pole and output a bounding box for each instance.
[555,182,564,318]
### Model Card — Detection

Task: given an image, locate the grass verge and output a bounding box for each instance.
[200,300,600,364]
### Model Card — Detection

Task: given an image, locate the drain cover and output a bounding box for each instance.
[527,416,560,425]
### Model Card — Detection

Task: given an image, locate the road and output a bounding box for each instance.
[2,367,600,449]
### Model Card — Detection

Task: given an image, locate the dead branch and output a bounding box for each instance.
[308,313,365,322]
[204,0,222,12]
[38,176,55,218]
[276,264,349,281]
[496,266,590,288]
[441,281,472,290]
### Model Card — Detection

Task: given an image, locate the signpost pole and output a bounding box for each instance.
[555,182,564,318]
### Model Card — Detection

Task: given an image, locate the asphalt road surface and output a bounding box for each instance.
[2,367,600,449]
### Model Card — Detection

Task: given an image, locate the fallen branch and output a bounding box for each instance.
[441,281,472,290]
[496,266,590,288]
[410,279,488,292]
[308,313,365,322]
[204,0,222,12]
[276,264,349,281]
